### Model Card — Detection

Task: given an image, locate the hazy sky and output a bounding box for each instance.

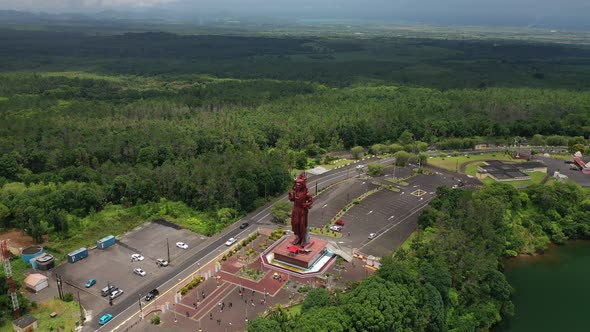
[1,0,589,28]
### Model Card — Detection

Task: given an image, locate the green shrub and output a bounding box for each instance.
[151,315,160,325]
[62,292,74,302]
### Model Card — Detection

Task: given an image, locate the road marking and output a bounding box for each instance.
[387,215,394,220]
[367,211,373,215]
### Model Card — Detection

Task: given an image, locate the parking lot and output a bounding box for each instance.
[309,171,461,258]
[536,156,590,187]
[54,220,204,315]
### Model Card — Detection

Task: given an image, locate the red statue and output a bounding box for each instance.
[288,173,313,247]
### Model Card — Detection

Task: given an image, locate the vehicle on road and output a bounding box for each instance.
[356,164,364,169]
[98,314,113,325]
[239,222,249,229]
[85,278,96,288]
[570,167,580,171]
[225,237,238,246]
[176,242,188,249]
[109,289,124,299]
[101,285,117,297]
[144,289,159,301]
[156,258,169,267]
[335,219,345,226]
[368,233,377,240]
[133,268,146,276]
[131,254,144,261]
[329,225,343,232]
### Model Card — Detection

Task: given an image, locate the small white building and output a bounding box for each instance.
[23,273,48,293]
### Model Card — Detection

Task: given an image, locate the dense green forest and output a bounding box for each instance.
[2,28,590,89]
[249,182,590,331]
[1,67,590,250]
[1,27,590,329]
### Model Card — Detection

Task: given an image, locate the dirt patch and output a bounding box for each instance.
[0,229,36,254]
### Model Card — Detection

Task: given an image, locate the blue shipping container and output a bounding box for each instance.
[96,235,116,249]
[67,247,88,263]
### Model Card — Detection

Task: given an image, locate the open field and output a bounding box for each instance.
[481,171,547,187]
[0,299,79,332]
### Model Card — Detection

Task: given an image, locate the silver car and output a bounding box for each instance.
[133,268,146,276]
[109,289,124,299]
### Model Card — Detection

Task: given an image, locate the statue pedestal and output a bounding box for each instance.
[272,235,328,269]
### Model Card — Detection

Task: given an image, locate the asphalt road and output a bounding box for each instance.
[88,156,394,331]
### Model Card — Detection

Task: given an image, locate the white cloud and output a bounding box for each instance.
[0,0,178,11]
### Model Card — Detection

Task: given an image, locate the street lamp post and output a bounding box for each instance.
[138,293,143,319]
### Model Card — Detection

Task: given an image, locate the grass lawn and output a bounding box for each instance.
[385,178,409,186]
[0,258,29,284]
[286,304,302,317]
[464,162,484,176]
[322,159,355,170]
[548,153,572,161]
[482,171,547,188]
[0,299,81,332]
[429,152,515,173]
[310,227,342,238]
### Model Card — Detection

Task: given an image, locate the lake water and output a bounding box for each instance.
[498,241,590,331]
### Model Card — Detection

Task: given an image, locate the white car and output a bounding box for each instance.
[133,268,146,276]
[329,225,342,232]
[109,289,124,299]
[131,254,144,261]
[176,242,188,249]
[156,258,169,267]
[368,233,377,240]
[225,237,237,246]
[356,164,364,169]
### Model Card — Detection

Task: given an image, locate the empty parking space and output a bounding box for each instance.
[308,178,370,228]
[119,221,205,264]
[54,221,204,315]
[347,173,459,257]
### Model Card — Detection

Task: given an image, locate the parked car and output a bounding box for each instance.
[368,233,377,240]
[101,285,117,297]
[225,237,238,246]
[570,167,580,171]
[133,268,146,276]
[131,254,144,262]
[564,160,574,164]
[109,289,124,299]
[176,242,188,249]
[84,278,96,288]
[239,222,249,229]
[99,314,113,325]
[329,225,343,232]
[335,219,345,226]
[144,289,159,301]
[156,258,169,267]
